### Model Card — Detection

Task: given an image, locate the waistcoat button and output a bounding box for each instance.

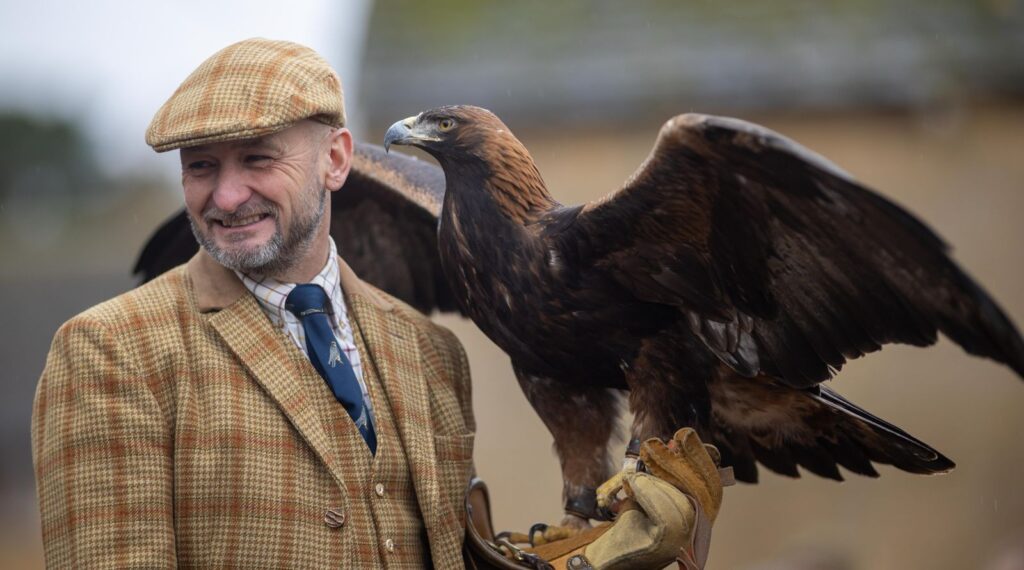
[324,509,346,528]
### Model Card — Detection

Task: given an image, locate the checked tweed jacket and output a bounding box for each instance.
[32,249,476,568]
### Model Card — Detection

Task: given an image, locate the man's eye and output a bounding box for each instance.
[185,160,213,172]
[245,155,272,164]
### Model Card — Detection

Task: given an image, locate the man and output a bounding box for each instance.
[32,38,724,569]
[33,37,474,568]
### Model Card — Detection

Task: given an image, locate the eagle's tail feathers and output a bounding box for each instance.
[812,386,955,475]
[709,375,954,484]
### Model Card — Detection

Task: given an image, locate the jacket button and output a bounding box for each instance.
[324,509,346,528]
[375,483,385,497]
[384,538,395,552]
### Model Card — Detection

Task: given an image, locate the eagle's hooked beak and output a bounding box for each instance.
[384,114,436,153]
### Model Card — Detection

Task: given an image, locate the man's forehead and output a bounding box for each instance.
[181,131,289,155]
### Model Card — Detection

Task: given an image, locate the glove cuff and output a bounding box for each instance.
[675,494,710,570]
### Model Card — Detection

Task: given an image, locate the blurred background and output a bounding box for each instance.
[2,1,1023,568]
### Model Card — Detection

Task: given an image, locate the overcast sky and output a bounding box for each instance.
[0,0,373,181]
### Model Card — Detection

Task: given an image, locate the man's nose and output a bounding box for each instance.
[210,166,253,212]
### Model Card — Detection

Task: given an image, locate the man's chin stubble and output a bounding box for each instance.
[188,217,290,276]
[187,215,319,278]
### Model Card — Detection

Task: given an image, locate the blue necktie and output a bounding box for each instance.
[286,284,377,455]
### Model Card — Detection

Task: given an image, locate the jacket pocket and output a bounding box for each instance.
[433,432,474,462]
[433,432,475,527]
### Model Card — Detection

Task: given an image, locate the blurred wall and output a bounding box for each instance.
[363,0,1024,127]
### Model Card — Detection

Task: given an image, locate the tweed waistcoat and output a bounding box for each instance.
[32,250,475,569]
[300,296,430,568]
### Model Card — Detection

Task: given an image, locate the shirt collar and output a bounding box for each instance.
[235,238,349,327]
[186,238,394,313]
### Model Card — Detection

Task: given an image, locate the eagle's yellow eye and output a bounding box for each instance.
[438,118,455,132]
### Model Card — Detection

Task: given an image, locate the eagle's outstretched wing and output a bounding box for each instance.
[574,114,1024,387]
[568,114,1022,482]
[134,142,460,314]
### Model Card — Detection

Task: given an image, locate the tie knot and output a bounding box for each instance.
[285,284,331,319]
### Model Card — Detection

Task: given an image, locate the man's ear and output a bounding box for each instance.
[324,127,354,192]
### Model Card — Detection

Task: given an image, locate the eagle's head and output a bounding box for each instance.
[383,105,519,166]
[384,105,553,220]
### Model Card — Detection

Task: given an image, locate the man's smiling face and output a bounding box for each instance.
[179,121,333,276]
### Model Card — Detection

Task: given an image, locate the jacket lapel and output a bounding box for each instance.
[208,296,353,489]
[187,251,350,493]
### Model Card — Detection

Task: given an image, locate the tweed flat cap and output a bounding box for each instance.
[146,38,345,152]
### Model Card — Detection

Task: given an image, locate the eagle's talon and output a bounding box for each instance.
[528,523,549,546]
[595,473,623,510]
[533,521,586,545]
[596,456,641,509]
[497,518,589,548]
[494,530,514,542]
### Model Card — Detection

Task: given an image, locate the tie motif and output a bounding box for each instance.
[328,341,342,368]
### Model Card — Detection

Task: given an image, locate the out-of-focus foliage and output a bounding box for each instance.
[0,113,106,249]
[0,113,101,201]
[0,112,171,260]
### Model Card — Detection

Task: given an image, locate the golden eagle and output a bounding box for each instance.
[382,106,1023,521]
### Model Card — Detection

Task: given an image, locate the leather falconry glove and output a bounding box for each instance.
[534,428,734,570]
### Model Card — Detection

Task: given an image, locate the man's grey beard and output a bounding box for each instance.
[188,184,327,277]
